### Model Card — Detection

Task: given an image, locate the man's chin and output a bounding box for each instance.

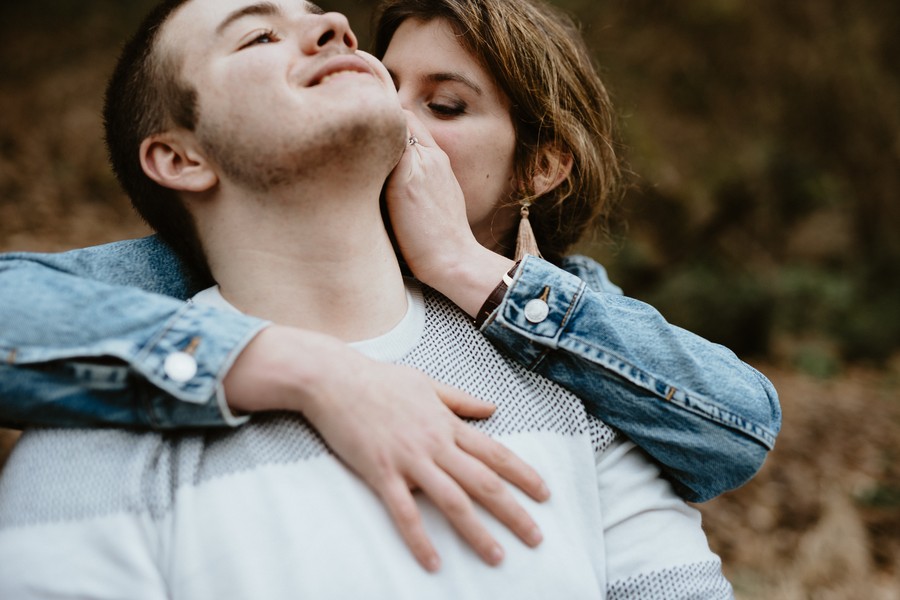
[343,101,408,161]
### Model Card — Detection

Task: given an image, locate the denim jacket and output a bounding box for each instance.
[485,254,779,501]
[0,236,779,501]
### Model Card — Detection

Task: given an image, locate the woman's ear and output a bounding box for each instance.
[531,145,573,196]
[140,132,218,193]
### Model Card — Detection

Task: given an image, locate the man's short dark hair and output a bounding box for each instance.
[103,0,211,281]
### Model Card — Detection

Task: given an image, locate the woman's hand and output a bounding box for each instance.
[225,325,549,572]
[386,110,478,282]
[386,111,515,317]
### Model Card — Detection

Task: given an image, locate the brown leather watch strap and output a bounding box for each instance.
[474,260,522,329]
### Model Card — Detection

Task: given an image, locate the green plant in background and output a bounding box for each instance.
[574,0,900,369]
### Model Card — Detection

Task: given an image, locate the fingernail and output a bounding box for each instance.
[538,482,551,500]
[528,526,543,546]
[426,555,441,572]
[489,545,504,565]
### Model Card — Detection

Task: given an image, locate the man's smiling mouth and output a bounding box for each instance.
[307,55,373,87]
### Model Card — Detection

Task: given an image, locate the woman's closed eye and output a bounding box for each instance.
[427,100,467,118]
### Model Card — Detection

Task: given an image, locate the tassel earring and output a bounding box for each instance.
[514,202,542,261]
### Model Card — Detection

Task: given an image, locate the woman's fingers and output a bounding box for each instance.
[436,447,544,548]
[378,476,441,572]
[456,425,551,503]
[294,354,547,571]
[410,461,506,566]
[403,109,437,148]
[436,381,496,419]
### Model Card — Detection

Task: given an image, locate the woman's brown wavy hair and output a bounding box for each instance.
[373,0,623,263]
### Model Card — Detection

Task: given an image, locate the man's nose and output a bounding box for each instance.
[300,12,357,54]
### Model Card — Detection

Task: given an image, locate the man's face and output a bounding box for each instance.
[160,0,406,190]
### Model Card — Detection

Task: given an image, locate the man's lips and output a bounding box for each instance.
[307,54,374,87]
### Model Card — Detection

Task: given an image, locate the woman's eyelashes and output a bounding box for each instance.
[427,100,467,118]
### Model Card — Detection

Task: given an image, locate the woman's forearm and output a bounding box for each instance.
[0,241,265,428]
[480,255,781,502]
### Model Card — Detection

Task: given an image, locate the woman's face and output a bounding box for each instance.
[382,18,519,252]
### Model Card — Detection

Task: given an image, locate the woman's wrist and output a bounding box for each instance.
[421,245,516,319]
[223,325,339,416]
[474,260,522,328]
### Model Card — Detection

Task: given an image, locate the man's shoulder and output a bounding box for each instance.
[0,428,165,531]
[0,234,195,298]
[0,417,327,532]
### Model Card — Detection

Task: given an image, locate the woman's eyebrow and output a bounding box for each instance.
[427,72,484,95]
[384,67,483,95]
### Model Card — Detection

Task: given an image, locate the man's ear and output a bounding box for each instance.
[140,132,218,193]
[531,145,573,196]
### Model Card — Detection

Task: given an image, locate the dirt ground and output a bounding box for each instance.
[698,364,900,599]
[2,364,898,598]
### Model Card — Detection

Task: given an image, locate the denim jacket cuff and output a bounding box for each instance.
[138,303,269,427]
[481,254,585,367]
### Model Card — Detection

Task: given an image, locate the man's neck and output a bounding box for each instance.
[199,180,408,343]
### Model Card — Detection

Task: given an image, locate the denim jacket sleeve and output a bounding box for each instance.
[480,254,781,502]
[0,236,268,429]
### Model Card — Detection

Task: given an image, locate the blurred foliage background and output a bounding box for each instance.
[1,1,899,598]
[330,0,900,376]
[1,0,898,372]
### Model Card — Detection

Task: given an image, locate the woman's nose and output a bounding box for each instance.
[394,84,414,111]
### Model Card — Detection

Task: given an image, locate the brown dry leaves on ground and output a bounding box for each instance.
[2,365,898,597]
[702,365,900,599]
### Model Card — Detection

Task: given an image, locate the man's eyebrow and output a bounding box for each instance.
[216,1,327,36]
[216,3,282,36]
[305,2,324,15]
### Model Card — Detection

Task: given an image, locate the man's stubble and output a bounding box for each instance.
[196,100,408,193]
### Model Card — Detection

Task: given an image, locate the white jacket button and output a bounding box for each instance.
[524,299,550,324]
[164,352,198,383]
